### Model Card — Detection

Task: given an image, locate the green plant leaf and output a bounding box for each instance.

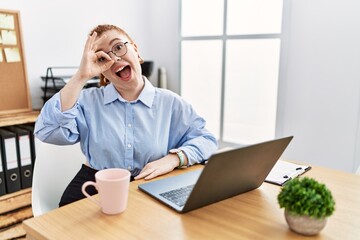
[277,177,336,219]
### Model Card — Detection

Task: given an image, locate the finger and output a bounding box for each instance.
[144,168,166,180]
[134,169,148,180]
[99,60,115,73]
[134,172,146,180]
[85,32,97,52]
[134,174,144,180]
[93,34,108,47]
[95,51,112,62]
[95,52,114,69]
[144,172,158,180]
[134,168,155,180]
[138,163,153,174]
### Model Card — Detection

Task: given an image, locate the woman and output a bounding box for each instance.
[35,24,217,206]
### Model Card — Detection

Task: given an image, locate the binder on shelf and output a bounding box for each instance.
[17,123,36,165]
[0,128,22,193]
[0,159,6,196]
[3,126,33,189]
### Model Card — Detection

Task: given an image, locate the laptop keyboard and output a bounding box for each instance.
[159,184,194,207]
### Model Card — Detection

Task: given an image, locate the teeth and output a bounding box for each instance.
[116,66,126,72]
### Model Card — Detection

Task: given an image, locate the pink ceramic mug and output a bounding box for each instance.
[81,168,131,215]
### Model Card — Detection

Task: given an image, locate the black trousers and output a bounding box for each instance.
[59,164,134,207]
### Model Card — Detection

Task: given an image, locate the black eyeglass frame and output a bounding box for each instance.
[105,41,129,58]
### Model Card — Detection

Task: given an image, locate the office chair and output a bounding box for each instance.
[31,139,85,216]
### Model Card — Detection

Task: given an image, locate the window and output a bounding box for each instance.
[180,0,283,145]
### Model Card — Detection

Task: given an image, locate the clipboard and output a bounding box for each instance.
[265,160,311,186]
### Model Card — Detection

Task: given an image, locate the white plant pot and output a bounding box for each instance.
[285,210,327,236]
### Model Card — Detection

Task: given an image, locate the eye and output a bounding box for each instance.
[97,56,106,62]
[113,43,123,52]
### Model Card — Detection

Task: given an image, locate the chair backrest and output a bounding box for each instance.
[32,139,85,216]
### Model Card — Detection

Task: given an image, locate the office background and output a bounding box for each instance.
[2,0,360,173]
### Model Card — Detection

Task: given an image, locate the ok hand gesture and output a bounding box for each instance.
[76,32,114,81]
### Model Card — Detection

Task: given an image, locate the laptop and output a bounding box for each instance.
[138,136,293,213]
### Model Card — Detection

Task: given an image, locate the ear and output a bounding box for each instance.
[132,43,140,54]
[100,74,110,86]
[132,43,144,64]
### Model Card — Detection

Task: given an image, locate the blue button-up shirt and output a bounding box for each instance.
[34,78,218,176]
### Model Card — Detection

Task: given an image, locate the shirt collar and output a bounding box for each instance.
[103,77,155,108]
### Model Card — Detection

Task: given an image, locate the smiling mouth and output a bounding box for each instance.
[116,65,131,78]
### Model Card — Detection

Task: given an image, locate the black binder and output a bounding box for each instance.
[4,126,33,189]
[0,128,21,193]
[17,123,36,165]
[0,159,6,196]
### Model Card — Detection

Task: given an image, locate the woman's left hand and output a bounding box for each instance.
[134,155,179,180]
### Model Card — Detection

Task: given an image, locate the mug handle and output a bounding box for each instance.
[81,181,100,207]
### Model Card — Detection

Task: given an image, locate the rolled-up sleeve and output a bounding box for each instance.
[179,118,218,166]
[34,92,81,145]
[170,97,218,165]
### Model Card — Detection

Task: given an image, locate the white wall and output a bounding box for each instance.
[2,0,360,173]
[147,0,180,92]
[277,0,360,173]
[1,0,154,109]
[151,0,360,173]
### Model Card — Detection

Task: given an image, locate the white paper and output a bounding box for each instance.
[265,160,310,186]
[19,135,31,166]
[1,30,17,45]
[0,154,3,172]
[5,138,18,169]
[4,47,21,62]
[0,14,15,29]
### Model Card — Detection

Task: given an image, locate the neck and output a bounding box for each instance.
[115,77,145,101]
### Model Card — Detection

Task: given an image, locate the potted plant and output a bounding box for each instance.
[277,177,336,235]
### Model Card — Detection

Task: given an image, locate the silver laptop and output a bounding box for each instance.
[138,136,293,213]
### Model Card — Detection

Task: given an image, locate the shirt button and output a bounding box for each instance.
[128,123,132,128]
[127,144,132,148]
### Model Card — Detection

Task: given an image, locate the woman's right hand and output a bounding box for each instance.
[75,32,114,82]
[60,32,114,111]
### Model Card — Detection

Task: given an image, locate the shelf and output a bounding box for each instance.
[0,188,32,239]
[0,111,39,127]
[0,111,37,239]
[0,188,32,213]
[40,67,100,105]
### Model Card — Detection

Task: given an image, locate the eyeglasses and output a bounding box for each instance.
[98,42,129,62]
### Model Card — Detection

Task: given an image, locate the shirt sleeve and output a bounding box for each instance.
[34,92,81,145]
[170,97,218,165]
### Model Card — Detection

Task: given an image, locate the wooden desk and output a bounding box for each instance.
[23,163,360,240]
